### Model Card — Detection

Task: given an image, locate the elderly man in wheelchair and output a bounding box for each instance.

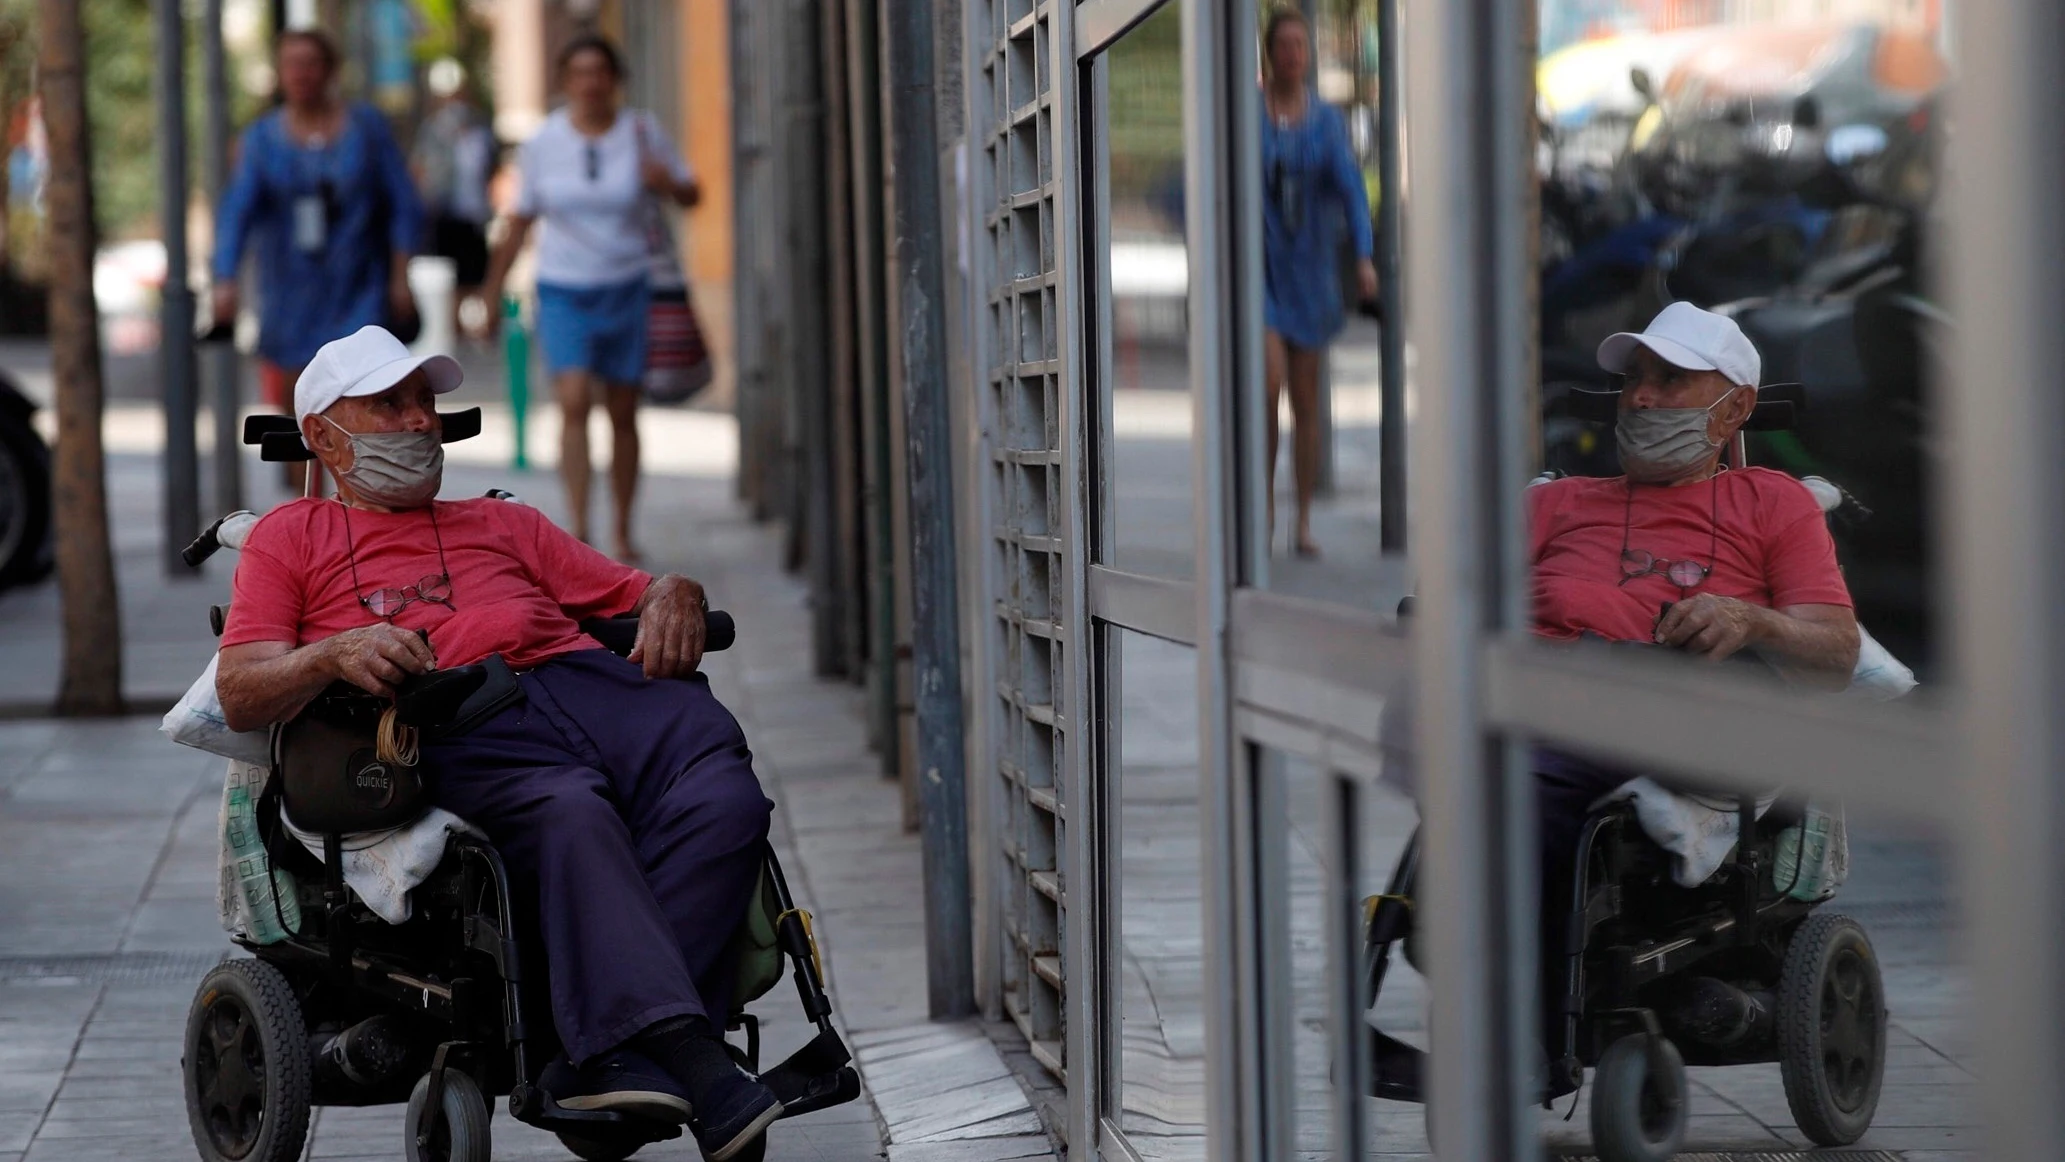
[179,326,852,1162]
[1366,303,1895,1162]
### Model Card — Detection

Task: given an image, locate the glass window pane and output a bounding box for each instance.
[1242,1,1408,615]
[1534,12,1948,684]
[1113,628,1207,1158]
[1262,747,1426,1158]
[1101,2,1194,580]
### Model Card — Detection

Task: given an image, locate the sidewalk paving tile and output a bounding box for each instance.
[886,1136,1056,1162]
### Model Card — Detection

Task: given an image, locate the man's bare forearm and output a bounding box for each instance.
[218,645,335,733]
[1752,608,1859,689]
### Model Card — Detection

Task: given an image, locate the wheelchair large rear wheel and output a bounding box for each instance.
[1778,911,1886,1146]
[182,958,313,1162]
[406,1068,492,1162]
[1589,1034,1687,1162]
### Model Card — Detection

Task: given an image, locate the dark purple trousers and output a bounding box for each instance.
[422,649,773,1066]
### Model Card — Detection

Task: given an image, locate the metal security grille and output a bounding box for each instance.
[974,0,1069,1077]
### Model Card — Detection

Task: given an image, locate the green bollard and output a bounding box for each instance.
[503,294,529,471]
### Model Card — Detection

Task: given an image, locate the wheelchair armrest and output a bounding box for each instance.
[581,615,641,658]
[392,666,489,729]
[580,611,738,659]
[300,666,490,731]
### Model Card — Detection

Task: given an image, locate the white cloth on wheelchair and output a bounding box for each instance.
[280,806,485,926]
[1601,779,1847,892]
[213,759,484,930]
[1595,779,1773,888]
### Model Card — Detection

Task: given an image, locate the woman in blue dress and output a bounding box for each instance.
[1261,7,1375,558]
[210,29,424,493]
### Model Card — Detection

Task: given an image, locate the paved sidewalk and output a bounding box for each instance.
[0,418,1053,1159]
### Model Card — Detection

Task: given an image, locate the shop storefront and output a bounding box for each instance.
[745,0,2052,1155]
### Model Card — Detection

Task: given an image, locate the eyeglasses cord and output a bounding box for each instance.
[339,499,453,616]
[1620,469,1721,591]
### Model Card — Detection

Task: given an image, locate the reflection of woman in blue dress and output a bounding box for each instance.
[1261,7,1375,558]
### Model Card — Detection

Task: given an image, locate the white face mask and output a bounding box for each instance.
[323,417,444,508]
[1615,387,1743,484]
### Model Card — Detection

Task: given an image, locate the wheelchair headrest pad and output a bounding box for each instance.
[244,408,484,462]
[1553,383,1804,431]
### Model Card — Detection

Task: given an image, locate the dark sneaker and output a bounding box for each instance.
[690,1063,783,1162]
[540,1049,694,1123]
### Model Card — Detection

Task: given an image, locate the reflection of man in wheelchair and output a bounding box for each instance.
[203,326,828,1162]
[1368,304,1889,1160]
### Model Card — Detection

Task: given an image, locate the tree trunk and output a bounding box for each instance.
[40,0,124,716]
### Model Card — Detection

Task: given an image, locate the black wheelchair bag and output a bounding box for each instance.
[272,657,517,834]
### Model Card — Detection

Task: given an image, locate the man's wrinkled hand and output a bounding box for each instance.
[1656,593,1764,661]
[322,624,436,697]
[629,574,708,679]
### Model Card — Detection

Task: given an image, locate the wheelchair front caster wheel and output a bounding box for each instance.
[183,958,313,1162]
[406,1068,492,1162]
[1779,912,1886,1146]
[1590,1034,1687,1162]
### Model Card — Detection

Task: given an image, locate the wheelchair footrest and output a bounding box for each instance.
[769,1063,862,1120]
[515,1083,686,1143]
[763,1027,860,1116]
[774,1028,853,1075]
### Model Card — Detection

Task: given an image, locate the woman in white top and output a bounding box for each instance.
[479,34,699,564]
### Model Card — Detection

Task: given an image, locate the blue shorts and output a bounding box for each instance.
[536,277,649,385]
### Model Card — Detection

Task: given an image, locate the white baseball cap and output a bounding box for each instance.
[295,326,463,426]
[1597,301,1762,389]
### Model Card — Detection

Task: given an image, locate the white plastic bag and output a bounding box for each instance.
[1847,626,1917,701]
[161,654,273,765]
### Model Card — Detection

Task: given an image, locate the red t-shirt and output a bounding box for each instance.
[1529,468,1851,644]
[221,497,653,670]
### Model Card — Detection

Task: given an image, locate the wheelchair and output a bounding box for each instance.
[176,411,861,1162]
[1365,382,1890,1162]
[1365,790,1885,1162]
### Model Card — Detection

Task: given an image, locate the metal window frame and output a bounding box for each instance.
[1073,5,1219,1158]
[1049,0,1105,1152]
[1941,8,2065,1157]
[1184,0,1262,1158]
[1076,0,1168,57]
